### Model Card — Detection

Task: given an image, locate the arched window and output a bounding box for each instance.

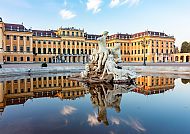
[53,48,56,54]
[58,48,61,54]
[68,49,70,54]
[43,48,46,54]
[72,49,75,54]
[33,47,36,54]
[38,48,41,54]
[63,48,66,54]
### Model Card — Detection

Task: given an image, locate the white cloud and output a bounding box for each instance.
[109,0,120,8]
[86,0,102,14]
[109,0,140,8]
[110,117,120,125]
[87,113,101,126]
[60,105,77,116]
[59,9,76,20]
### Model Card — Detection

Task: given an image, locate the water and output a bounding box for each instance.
[0,75,190,134]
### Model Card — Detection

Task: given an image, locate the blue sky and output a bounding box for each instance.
[0,0,190,47]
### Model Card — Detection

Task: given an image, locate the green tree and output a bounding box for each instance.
[180,41,190,53]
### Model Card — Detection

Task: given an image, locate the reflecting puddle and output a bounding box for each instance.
[0,75,190,134]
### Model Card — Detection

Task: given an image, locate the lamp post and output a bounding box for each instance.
[142,37,146,66]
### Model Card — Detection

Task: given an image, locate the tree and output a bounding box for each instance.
[180,41,190,53]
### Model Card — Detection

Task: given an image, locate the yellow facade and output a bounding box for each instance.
[0,18,189,64]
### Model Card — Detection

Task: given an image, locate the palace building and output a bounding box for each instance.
[0,17,189,64]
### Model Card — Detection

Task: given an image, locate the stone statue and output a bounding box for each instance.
[111,43,122,63]
[95,31,109,72]
[90,48,98,63]
[79,30,137,83]
[101,54,137,81]
[80,64,90,78]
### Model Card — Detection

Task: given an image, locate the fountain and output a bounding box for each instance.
[72,31,137,84]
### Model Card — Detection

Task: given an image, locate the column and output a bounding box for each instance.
[0,82,4,103]
[24,36,26,53]
[30,36,33,53]
[10,35,13,52]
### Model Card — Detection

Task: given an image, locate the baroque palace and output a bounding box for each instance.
[0,17,189,64]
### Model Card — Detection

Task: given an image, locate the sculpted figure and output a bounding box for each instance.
[80,64,90,78]
[95,31,109,72]
[111,43,122,63]
[101,54,136,80]
[90,48,98,63]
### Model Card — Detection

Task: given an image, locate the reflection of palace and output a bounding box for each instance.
[134,76,175,95]
[0,76,88,115]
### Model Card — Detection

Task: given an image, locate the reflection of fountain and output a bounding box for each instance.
[72,31,137,84]
[85,83,137,126]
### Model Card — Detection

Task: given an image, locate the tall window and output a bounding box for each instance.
[63,48,66,54]
[6,35,10,40]
[43,48,46,54]
[27,57,30,61]
[26,36,30,41]
[33,47,36,54]
[58,48,61,54]
[20,46,24,52]
[20,36,23,40]
[26,47,30,53]
[6,46,10,52]
[72,32,74,36]
[53,48,56,54]
[14,57,17,61]
[13,46,17,52]
[14,35,17,40]
[38,48,41,54]
[62,31,65,36]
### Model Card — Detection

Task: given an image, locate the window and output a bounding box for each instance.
[6,46,10,52]
[14,35,17,40]
[76,32,78,36]
[20,46,24,52]
[20,36,23,40]
[44,58,46,61]
[14,57,17,61]
[48,48,51,54]
[62,31,65,36]
[20,57,23,61]
[38,48,41,54]
[72,32,74,36]
[26,36,30,41]
[43,41,46,44]
[53,41,56,44]
[53,48,56,54]
[67,31,69,36]
[43,48,46,54]
[39,58,41,61]
[48,41,51,44]
[13,46,17,52]
[27,57,30,61]
[6,35,10,40]
[26,47,30,53]
[7,57,10,61]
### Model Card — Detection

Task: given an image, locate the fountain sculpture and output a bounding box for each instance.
[79,31,137,84]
